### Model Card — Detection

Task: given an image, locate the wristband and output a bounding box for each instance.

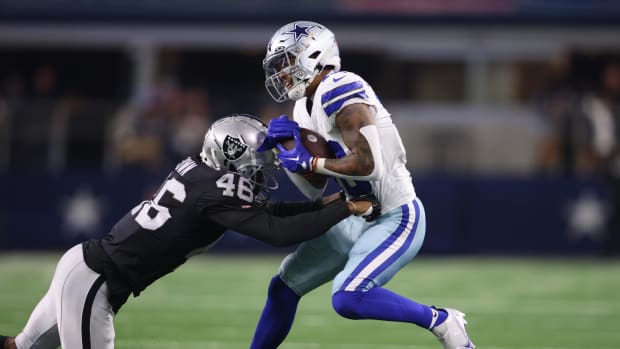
[311,156,320,172]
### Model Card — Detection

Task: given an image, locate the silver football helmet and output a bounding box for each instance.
[264,21,341,102]
[201,114,278,192]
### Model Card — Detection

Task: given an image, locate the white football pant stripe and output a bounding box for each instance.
[344,201,415,291]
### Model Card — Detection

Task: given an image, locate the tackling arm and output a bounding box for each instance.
[207,193,370,247]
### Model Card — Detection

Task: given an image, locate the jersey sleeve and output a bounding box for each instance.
[206,200,350,247]
[193,166,350,246]
[265,199,323,217]
[318,71,373,128]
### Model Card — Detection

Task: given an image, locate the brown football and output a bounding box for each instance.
[280,128,335,189]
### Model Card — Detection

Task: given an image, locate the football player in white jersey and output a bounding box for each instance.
[251,21,475,349]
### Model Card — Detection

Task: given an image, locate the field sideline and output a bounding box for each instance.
[1,253,619,348]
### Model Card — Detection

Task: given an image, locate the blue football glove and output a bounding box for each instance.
[257,115,300,152]
[276,132,314,173]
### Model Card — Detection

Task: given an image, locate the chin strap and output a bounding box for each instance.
[287,83,307,101]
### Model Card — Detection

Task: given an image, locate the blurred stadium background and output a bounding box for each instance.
[1,0,620,348]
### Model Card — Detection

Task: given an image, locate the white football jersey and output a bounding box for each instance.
[293,71,416,213]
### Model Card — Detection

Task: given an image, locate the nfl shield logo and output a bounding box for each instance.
[223,135,248,161]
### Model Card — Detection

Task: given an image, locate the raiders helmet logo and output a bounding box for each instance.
[223,135,248,161]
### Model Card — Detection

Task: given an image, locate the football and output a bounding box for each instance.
[280,128,335,189]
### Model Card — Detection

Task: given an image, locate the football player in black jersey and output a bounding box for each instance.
[0,114,374,349]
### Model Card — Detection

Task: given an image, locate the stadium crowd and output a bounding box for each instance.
[1,49,619,253]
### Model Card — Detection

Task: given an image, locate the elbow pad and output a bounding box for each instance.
[358,125,384,179]
[315,124,384,181]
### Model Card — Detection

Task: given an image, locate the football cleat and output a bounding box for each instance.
[431,308,475,349]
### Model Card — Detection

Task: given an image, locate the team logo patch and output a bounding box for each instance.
[223,135,248,161]
[284,23,315,42]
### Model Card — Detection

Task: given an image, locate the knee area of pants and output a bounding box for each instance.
[331,291,361,319]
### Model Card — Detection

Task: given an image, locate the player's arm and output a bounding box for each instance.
[274,104,384,181]
[266,191,343,216]
[206,196,368,247]
[315,103,381,178]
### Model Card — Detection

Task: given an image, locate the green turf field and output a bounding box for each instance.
[1,253,619,349]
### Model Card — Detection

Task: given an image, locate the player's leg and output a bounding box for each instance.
[12,289,59,349]
[12,247,89,348]
[249,274,300,349]
[331,197,434,325]
[331,198,475,348]
[249,218,359,349]
[55,245,115,349]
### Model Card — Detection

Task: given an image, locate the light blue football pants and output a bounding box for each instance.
[280,196,426,296]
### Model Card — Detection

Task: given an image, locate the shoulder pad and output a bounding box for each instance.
[319,71,369,117]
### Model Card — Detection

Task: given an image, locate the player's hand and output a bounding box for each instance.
[349,194,381,222]
[276,132,314,173]
[257,115,300,151]
[322,191,345,206]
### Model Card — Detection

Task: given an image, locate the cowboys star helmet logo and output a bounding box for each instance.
[223,135,248,161]
[284,23,315,42]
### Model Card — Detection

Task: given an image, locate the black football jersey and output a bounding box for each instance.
[83,156,350,300]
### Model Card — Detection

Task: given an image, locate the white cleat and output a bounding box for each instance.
[431,308,475,349]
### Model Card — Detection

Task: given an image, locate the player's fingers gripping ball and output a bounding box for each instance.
[257,115,300,151]
[278,128,335,188]
[269,115,300,138]
[276,132,314,173]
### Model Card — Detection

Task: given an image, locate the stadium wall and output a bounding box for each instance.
[0,171,604,255]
